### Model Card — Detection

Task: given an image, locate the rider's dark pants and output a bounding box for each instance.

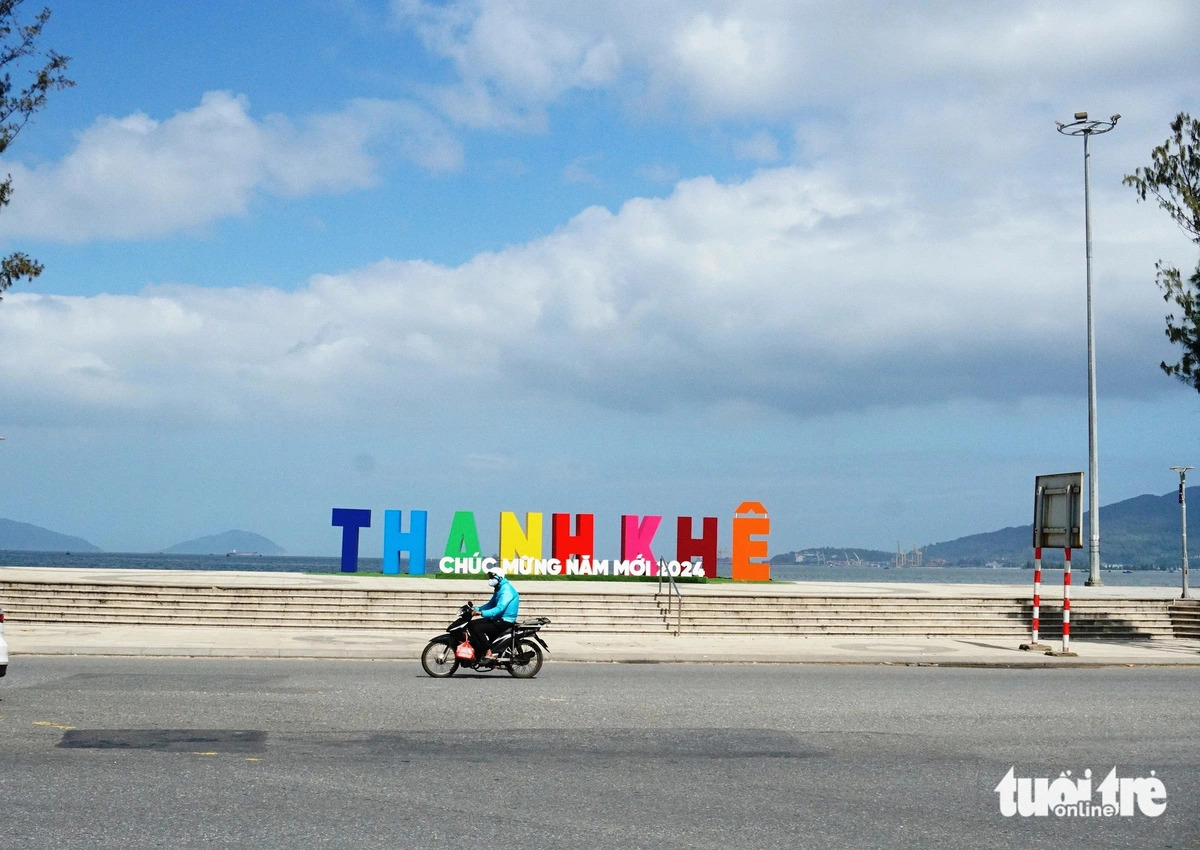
[467,617,511,659]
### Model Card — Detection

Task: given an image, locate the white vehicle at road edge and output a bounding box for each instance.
[0,606,8,677]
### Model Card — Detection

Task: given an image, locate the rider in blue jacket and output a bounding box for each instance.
[468,567,519,661]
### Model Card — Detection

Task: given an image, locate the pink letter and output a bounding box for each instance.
[621,515,662,564]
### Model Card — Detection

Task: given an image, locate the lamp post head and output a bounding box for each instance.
[1056,111,1119,137]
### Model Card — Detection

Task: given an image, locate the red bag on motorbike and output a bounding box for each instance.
[454,637,475,661]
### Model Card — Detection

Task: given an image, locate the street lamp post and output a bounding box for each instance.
[1170,466,1192,599]
[1057,111,1119,587]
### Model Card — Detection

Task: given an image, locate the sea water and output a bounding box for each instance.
[0,550,1186,587]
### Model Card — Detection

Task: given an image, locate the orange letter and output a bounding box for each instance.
[731,502,770,581]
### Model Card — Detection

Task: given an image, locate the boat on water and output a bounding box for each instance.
[225,550,261,557]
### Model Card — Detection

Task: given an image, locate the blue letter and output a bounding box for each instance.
[332,508,371,573]
[383,509,428,575]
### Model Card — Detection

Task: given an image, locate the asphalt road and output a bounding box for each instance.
[0,658,1197,849]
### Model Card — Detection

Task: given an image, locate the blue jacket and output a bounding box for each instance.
[477,576,519,622]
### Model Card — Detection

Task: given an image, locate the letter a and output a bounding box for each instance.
[443,511,482,559]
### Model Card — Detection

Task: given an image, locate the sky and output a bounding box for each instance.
[0,0,1198,558]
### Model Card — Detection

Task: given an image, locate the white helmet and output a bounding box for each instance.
[486,566,503,585]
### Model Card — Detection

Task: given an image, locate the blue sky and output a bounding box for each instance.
[0,0,1198,557]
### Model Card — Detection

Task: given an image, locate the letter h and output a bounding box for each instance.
[383,510,428,575]
[677,516,718,578]
[552,513,595,563]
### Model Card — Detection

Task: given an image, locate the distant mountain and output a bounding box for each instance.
[162,530,285,556]
[0,518,103,552]
[923,487,1198,567]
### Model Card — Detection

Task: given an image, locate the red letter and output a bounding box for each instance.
[552,513,595,563]
[677,516,718,578]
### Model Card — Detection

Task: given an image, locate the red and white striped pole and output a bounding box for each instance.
[1031,547,1042,645]
[1062,548,1072,653]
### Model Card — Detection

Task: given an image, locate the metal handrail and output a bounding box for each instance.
[657,558,683,636]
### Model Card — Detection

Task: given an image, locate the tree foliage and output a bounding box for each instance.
[1123,112,1200,390]
[0,0,72,301]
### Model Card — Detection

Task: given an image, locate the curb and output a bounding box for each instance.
[10,646,1200,668]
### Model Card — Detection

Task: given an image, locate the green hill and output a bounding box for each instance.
[161,530,285,556]
[923,487,1197,568]
[0,518,103,552]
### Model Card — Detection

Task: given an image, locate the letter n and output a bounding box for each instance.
[677,516,718,578]
[331,509,371,573]
[383,510,428,575]
[500,512,543,561]
[552,513,595,563]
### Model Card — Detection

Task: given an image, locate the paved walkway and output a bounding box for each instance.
[4,567,1199,667]
[8,622,1200,668]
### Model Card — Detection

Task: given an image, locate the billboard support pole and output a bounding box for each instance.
[1023,473,1082,655]
[1054,548,1077,656]
[1020,546,1052,652]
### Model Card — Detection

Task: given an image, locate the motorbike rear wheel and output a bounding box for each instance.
[421,640,459,678]
[507,639,543,678]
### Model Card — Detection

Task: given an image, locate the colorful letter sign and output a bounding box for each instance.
[331,503,768,580]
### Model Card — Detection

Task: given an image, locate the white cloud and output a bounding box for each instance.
[667,12,792,116]
[0,91,461,242]
[394,1,1200,125]
[397,0,621,129]
[0,165,1180,429]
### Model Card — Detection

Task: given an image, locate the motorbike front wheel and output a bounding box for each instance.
[421,640,459,678]
[507,639,543,678]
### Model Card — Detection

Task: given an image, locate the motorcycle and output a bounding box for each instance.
[420,603,550,678]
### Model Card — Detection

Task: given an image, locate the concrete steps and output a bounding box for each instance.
[1170,600,1200,638]
[654,596,1175,638]
[0,581,671,634]
[0,577,1183,639]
